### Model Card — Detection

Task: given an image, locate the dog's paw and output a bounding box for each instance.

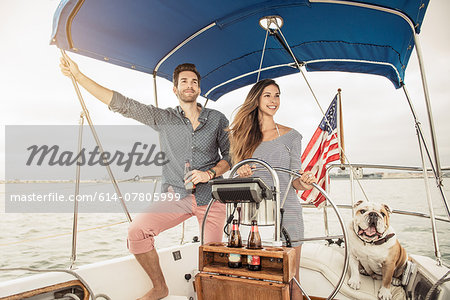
[348,277,361,290]
[371,273,382,280]
[378,286,392,300]
[359,266,370,276]
[391,277,401,286]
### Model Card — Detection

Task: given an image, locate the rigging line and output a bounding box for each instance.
[276,28,326,117]
[341,151,370,202]
[0,221,127,247]
[275,26,370,202]
[257,29,270,82]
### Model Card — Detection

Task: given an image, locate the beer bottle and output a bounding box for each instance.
[184,160,196,194]
[247,220,262,271]
[228,219,242,248]
[228,219,242,268]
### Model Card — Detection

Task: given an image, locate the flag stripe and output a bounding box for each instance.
[301,127,323,161]
[298,95,341,208]
[304,134,338,170]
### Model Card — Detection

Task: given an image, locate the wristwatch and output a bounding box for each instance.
[207,168,216,179]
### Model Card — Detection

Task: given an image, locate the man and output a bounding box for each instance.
[60,55,230,300]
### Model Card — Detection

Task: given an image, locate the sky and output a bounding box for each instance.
[0,0,449,180]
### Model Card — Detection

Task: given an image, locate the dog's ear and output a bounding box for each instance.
[382,204,392,215]
[353,200,364,208]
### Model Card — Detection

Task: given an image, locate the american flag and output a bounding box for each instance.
[298,94,341,208]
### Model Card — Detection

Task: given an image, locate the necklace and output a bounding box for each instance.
[261,122,278,133]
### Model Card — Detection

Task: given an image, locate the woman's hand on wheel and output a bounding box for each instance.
[236,164,255,177]
[299,171,317,190]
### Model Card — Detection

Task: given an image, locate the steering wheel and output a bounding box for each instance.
[274,167,349,300]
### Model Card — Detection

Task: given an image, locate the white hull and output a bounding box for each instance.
[1,242,449,300]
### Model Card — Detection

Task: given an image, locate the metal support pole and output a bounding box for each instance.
[61,49,132,223]
[201,199,216,245]
[402,85,449,219]
[323,169,330,236]
[413,34,443,185]
[152,73,159,108]
[70,112,85,269]
[417,130,442,265]
[350,166,356,218]
[281,175,294,208]
[402,86,437,175]
[293,277,312,300]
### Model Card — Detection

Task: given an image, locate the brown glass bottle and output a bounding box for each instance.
[247,220,262,271]
[184,160,196,194]
[228,219,242,268]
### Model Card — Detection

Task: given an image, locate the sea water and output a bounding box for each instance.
[0,178,449,282]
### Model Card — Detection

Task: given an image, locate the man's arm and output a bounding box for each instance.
[60,54,168,128]
[210,159,230,178]
[185,159,230,185]
[211,115,232,178]
[60,54,113,105]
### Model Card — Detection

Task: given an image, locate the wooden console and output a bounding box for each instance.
[195,243,296,300]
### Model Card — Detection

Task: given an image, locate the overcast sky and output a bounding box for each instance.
[0,0,449,180]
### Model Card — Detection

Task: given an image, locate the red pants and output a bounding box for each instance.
[127,193,226,254]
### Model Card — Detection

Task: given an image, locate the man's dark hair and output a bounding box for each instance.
[173,63,201,87]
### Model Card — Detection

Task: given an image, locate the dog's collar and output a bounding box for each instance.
[357,232,396,245]
[373,233,395,245]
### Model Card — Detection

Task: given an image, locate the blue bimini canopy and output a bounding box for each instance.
[51,0,429,101]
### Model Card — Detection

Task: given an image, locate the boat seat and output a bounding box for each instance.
[300,243,406,300]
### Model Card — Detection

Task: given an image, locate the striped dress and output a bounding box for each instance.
[252,128,304,246]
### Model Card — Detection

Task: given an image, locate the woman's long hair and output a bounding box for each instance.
[228,79,280,164]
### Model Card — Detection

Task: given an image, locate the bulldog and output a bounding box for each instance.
[347,200,408,300]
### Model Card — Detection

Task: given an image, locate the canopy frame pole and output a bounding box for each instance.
[154,22,216,73]
[61,49,132,223]
[402,86,449,219]
[417,129,442,265]
[412,34,444,187]
[153,72,159,108]
[272,28,327,125]
[69,111,84,269]
[309,1,416,32]
[256,29,270,82]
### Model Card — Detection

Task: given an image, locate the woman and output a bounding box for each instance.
[228,78,317,300]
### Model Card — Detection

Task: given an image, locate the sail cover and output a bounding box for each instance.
[51,0,429,100]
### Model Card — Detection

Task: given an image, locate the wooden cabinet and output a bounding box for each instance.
[195,273,290,300]
[195,243,296,300]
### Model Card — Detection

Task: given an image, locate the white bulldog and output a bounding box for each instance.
[347,200,408,300]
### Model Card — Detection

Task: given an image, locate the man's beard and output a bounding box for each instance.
[177,89,199,103]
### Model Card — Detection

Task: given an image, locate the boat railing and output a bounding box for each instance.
[48,161,430,276]
[59,162,448,270]
[320,163,449,265]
